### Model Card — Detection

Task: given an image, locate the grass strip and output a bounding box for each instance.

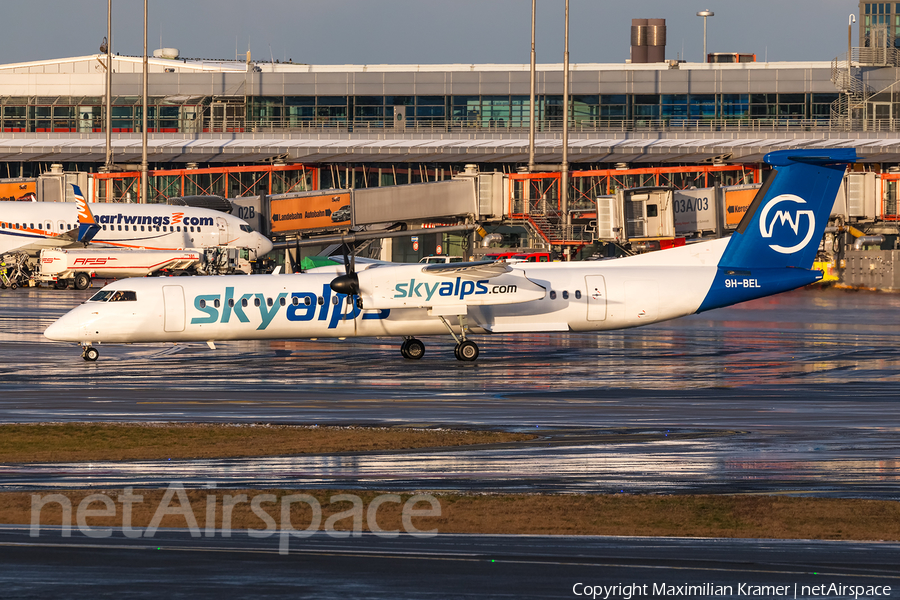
[0,423,533,463]
[6,490,899,541]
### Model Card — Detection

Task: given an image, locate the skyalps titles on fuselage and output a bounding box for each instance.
[0,185,272,259]
[46,149,854,362]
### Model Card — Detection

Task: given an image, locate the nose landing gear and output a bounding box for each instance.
[81,345,99,361]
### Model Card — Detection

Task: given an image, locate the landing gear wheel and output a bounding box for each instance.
[82,346,99,362]
[73,272,91,290]
[402,338,425,360]
[455,340,479,362]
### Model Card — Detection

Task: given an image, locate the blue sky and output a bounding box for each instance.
[1,0,855,65]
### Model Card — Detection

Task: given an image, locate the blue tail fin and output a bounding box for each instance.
[697,148,855,312]
[719,148,855,269]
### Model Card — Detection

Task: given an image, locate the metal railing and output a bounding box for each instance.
[11,114,900,135]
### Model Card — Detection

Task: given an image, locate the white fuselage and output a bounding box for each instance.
[0,202,272,258]
[44,238,729,345]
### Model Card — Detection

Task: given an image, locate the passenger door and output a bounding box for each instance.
[585,275,607,321]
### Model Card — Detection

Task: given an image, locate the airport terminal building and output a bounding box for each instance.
[5,6,900,267]
[2,49,900,173]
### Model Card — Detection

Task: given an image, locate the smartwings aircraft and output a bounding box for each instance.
[46,149,854,362]
[0,186,272,259]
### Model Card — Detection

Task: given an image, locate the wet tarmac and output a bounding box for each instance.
[2,526,898,600]
[1,285,899,498]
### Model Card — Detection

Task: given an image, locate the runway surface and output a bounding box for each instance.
[3,284,900,597]
[1,526,897,600]
[0,285,898,498]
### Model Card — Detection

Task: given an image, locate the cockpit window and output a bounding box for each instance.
[110,291,137,302]
[240,224,253,233]
[89,291,114,302]
[89,290,137,302]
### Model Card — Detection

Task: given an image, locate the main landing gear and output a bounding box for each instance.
[400,337,425,360]
[398,314,480,362]
[81,345,99,362]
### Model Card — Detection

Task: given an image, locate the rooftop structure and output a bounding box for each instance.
[0,42,899,169]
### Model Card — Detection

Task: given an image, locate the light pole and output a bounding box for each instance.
[140,0,148,204]
[848,13,856,80]
[561,0,570,234]
[697,10,714,62]
[527,0,536,172]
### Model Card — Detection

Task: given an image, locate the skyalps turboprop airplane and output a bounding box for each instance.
[46,149,854,362]
[0,185,272,259]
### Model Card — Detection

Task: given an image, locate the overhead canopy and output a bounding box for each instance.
[2,135,900,164]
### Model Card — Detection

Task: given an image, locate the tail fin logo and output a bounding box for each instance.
[72,185,96,225]
[758,194,816,255]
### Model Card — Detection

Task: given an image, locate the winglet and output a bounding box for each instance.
[73,184,101,244]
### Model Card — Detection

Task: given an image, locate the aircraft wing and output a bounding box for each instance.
[420,260,512,280]
[354,262,545,310]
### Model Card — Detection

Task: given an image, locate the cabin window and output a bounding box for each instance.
[317,297,324,306]
[291,297,299,306]
[140,226,145,232]
[102,225,107,230]
[214,299,220,308]
[190,226,195,233]
[331,296,339,305]
[305,297,312,306]
[199,299,207,308]
[266,297,273,307]
[241,298,248,308]
[254,297,261,307]
[549,291,557,300]
[228,298,234,307]
[562,291,569,300]
[575,290,582,299]
[124,225,129,231]
[279,297,285,307]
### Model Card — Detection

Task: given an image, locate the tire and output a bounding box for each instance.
[455,340,479,362]
[54,280,68,290]
[74,272,91,290]
[83,347,99,362]
[405,338,425,360]
[10,282,17,290]
[400,339,410,359]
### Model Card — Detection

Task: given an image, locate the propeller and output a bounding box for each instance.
[329,242,360,296]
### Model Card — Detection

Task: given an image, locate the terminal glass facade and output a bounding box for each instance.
[0,93,848,133]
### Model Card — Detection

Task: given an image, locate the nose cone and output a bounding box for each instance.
[44,311,82,342]
[256,233,274,259]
